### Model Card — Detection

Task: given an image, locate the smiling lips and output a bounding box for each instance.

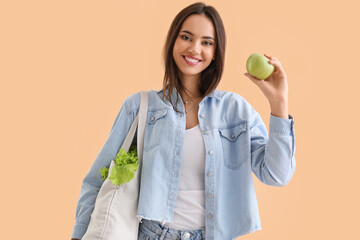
[183,55,202,66]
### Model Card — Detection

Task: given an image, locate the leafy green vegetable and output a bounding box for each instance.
[99,145,139,186]
[99,167,109,181]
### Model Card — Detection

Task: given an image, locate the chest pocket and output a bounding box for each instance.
[144,108,168,152]
[218,122,249,170]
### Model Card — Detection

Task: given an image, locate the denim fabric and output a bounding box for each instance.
[138,219,205,240]
[72,87,296,240]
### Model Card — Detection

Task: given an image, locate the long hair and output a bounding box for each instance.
[162,2,226,112]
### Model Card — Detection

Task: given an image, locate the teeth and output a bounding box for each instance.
[185,56,200,63]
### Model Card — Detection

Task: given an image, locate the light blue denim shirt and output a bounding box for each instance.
[71,87,296,240]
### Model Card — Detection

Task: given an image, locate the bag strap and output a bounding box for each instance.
[119,90,148,159]
[137,91,148,162]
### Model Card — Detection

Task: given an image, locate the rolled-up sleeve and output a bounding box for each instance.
[71,100,135,239]
[250,113,296,187]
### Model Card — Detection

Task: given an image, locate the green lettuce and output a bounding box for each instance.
[99,145,139,186]
[99,167,109,181]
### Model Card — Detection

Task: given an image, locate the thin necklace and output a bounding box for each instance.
[184,96,201,113]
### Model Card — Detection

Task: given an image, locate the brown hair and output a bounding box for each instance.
[161,2,226,112]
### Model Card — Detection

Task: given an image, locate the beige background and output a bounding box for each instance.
[1,0,359,239]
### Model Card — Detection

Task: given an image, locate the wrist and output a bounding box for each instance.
[269,98,288,119]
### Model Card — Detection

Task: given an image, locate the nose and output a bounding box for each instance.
[190,41,201,55]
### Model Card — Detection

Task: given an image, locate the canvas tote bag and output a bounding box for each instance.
[82,90,149,240]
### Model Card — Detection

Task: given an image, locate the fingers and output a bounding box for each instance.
[264,53,272,60]
[264,53,282,71]
[268,59,279,68]
[264,53,278,61]
[244,73,253,79]
[244,72,263,83]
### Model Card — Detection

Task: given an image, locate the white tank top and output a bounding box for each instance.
[166,124,206,230]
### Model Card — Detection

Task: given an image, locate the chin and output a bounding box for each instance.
[179,70,202,77]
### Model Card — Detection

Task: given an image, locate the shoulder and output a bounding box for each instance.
[122,89,169,113]
[213,89,260,123]
[215,89,253,111]
[216,89,248,103]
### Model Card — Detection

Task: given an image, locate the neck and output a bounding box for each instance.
[179,73,201,100]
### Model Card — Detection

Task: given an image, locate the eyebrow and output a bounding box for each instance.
[180,30,215,40]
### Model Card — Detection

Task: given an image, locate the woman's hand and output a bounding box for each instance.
[244,54,289,119]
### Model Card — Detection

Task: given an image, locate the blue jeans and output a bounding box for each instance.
[138,219,206,240]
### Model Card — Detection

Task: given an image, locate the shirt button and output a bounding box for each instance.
[207,214,213,219]
[207,193,212,198]
[209,150,214,155]
[207,172,213,177]
[200,113,205,118]
[151,116,155,121]
[184,232,190,238]
[231,134,235,139]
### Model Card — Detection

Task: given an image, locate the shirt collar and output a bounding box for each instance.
[156,86,221,104]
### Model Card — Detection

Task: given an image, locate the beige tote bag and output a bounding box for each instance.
[82,90,149,240]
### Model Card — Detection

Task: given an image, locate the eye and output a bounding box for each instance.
[203,41,213,46]
[181,35,191,41]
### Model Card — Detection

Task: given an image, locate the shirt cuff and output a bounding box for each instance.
[269,113,294,136]
[71,223,88,239]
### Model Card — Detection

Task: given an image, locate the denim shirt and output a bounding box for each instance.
[71,87,296,240]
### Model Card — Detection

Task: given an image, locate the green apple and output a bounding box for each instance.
[246,53,275,80]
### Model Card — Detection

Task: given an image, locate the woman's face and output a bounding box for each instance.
[172,14,216,80]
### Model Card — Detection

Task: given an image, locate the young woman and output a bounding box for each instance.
[71,2,296,240]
